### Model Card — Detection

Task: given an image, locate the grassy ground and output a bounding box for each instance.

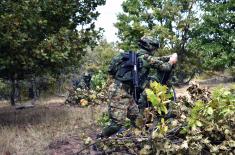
[0,97,106,155]
[0,81,234,154]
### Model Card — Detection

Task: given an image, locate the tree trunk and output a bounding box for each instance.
[10,78,16,106]
[32,77,38,104]
[29,77,37,105]
[15,80,21,102]
[57,77,62,95]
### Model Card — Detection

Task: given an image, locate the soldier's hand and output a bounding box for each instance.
[169,53,178,65]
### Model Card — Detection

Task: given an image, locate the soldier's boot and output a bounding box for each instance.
[93,122,122,153]
[100,122,122,138]
[130,118,137,128]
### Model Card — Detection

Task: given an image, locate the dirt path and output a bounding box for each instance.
[48,128,98,155]
[47,106,105,155]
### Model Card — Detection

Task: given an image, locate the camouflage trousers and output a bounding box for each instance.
[108,81,139,126]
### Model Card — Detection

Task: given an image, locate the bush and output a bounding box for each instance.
[0,80,10,99]
[91,71,107,92]
[97,112,111,127]
[96,82,235,154]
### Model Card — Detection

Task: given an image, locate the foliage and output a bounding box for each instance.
[0,0,105,79]
[228,66,235,76]
[186,86,235,130]
[65,41,118,106]
[66,43,116,105]
[190,0,235,71]
[66,42,117,106]
[0,0,106,105]
[97,112,111,127]
[96,83,235,154]
[116,0,234,83]
[65,78,110,106]
[0,79,10,99]
[79,40,119,73]
[116,0,198,51]
[145,81,172,115]
[91,71,107,91]
[65,88,96,106]
[115,0,202,84]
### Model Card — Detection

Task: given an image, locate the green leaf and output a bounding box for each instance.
[207,107,213,115]
[162,105,168,114]
[196,120,203,127]
[0,0,105,83]
[146,89,159,106]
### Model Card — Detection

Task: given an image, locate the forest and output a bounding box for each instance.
[0,0,234,154]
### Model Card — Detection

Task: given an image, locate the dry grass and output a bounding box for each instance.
[1,82,233,154]
[0,97,106,155]
[0,100,9,108]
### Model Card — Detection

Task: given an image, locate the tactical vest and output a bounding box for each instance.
[108,51,149,89]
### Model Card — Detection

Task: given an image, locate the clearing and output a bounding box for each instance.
[0,81,234,155]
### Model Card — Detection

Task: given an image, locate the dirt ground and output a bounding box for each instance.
[0,97,106,155]
[0,82,234,155]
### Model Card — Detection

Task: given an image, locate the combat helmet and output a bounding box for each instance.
[138,36,160,53]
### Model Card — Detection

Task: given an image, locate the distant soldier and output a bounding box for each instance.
[72,72,92,90]
[100,36,177,138]
[81,72,92,89]
[66,72,93,105]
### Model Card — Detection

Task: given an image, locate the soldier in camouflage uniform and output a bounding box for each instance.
[136,37,178,111]
[100,36,177,138]
[66,72,92,105]
[101,80,138,137]
[72,72,92,89]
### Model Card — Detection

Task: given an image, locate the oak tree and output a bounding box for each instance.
[0,0,105,105]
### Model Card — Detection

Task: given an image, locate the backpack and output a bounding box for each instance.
[108,51,139,85]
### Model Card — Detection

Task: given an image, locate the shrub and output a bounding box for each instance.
[91,71,107,92]
[96,83,235,154]
[0,80,10,99]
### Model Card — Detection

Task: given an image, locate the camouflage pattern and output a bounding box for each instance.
[72,73,92,89]
[137,51,172,110]
[66,73,93,106]
[145,55,172,71]
[108,81,139,125]
[65,87,91,106]
[101,80,139,137]
[136,49,172,88]
[101,53,172,137]
[101,37,173,137]
[138,36,160,52]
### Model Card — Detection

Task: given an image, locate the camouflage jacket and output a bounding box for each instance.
[72,75,91,90]
[108,49,172,92]
[137,49,172,89]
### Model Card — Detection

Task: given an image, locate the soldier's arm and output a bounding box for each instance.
[144,55,172,71]
[157,55,171,62]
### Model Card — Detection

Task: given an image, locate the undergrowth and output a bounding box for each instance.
[96,82,235,154]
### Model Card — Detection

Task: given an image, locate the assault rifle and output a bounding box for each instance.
[128,51,140,103]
